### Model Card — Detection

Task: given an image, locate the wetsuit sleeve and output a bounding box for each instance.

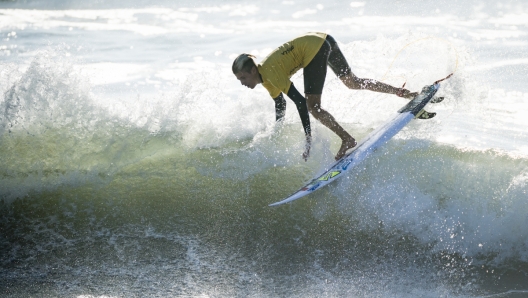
[286,83,311,136]
[273,93,286,122]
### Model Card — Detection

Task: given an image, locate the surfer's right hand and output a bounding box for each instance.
[302,136,311,161]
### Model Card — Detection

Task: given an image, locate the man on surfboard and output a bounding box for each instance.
[232,32,417,161]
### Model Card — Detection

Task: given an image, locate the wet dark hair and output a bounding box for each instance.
[232,53,257,74]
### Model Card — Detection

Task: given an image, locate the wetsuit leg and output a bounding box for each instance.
[325,35,352,78]
[303,39,331,95]
[303,35,357,160]
[304,35,353,94]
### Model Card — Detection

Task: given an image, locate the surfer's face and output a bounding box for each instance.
[235,67,259,89]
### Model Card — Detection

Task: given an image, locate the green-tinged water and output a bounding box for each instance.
[2,123,528,297]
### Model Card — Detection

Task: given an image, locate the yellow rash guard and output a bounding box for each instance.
[258,32,328,98]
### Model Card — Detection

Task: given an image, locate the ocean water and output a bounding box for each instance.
[1,0,528,297]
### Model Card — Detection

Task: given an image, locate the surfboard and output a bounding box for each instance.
[268,83,440,207]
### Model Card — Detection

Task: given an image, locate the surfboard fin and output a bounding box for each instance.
[415,109,436,119]
[430,96,444,104]
[415,96,443,118]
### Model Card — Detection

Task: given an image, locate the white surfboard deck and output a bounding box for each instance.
[269,83,440,207]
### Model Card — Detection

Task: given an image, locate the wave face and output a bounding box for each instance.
[2,0,528,297]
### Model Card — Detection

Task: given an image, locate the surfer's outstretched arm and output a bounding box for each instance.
[273,93,286,122]
[285,83,312,161]
[340,73,418,99]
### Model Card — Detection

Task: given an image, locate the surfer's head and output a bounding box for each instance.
[232,53,256,74]
[232,53,260,89]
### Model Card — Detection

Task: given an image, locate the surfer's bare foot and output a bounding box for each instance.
[335,138,357,160]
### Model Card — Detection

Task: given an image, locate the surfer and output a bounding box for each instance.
[232,32,417,161]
